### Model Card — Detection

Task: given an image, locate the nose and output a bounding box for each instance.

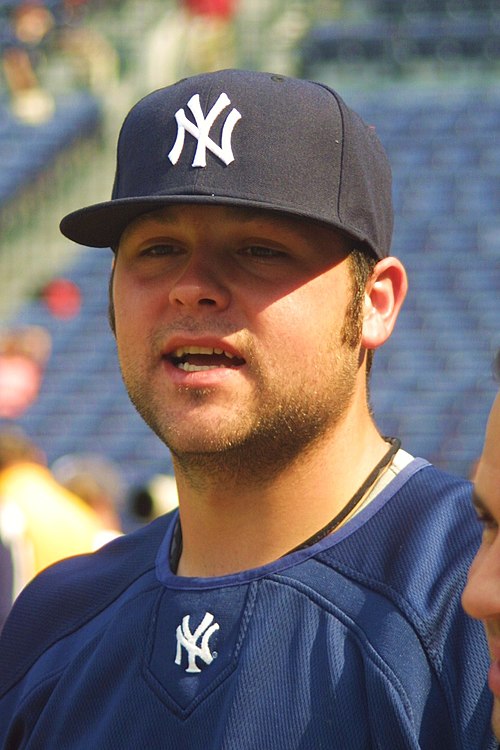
[168,255,230,311]
[462,541,500,621]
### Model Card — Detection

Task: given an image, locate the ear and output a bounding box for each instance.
[361,257,408,350]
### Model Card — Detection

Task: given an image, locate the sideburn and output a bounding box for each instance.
[342,247,377,375]
[341,248,372,349]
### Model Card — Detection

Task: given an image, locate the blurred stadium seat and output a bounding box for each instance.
[0,92,102,208]
[300,15,499,77]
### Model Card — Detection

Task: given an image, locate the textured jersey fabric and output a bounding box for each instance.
[0,459,496,749]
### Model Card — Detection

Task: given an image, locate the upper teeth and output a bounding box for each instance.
[173,346,234,358]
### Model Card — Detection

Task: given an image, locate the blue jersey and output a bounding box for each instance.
[0,538,13,632]
[0,459,496,749]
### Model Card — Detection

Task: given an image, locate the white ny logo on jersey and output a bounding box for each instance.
[168,93,242,168]
[175,612,220,673]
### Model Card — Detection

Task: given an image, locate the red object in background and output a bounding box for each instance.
[42,278,82,319]
[182,0,237,19]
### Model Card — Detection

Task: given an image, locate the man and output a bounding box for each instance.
[0,69,495,748]
[462,379,500,740]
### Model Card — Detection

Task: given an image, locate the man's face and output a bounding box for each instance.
[462,391,500,739]
[112,204,365,479]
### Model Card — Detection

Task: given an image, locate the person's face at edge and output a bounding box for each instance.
[110,204,367,478]
[462,390,500,739]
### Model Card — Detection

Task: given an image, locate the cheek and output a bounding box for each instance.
[278,288,344,344]
[113,301,153,372]
[252,298,311,354]
[252,295,342,375]
[113,272,154,337]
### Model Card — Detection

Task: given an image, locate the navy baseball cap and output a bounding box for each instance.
[60,69,393,258]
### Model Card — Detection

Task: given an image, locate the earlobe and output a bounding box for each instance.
[361,257,408,350]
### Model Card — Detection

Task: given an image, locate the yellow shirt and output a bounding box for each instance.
[0,463,113,599]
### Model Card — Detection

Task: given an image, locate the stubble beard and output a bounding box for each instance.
[120,332,360,489]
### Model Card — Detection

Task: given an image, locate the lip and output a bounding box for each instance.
[164,335,244,361]
[161,335,246,387]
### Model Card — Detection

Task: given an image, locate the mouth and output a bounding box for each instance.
[166,345,246,373]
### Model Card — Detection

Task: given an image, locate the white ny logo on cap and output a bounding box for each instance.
[168,93,242,168]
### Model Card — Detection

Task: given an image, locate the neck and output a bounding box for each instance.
[173,408,389,578]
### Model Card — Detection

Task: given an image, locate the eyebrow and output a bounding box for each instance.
[121,205,351,256]
[127,206,180,230]
[229,208,351,250]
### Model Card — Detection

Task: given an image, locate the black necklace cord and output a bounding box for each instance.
[285,437,401,556]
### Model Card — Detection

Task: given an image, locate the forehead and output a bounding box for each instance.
[118,204,352,252]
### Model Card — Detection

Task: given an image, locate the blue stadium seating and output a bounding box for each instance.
[0,92,102,208]
[300,17,500,73]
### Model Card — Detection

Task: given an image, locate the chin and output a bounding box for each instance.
[161,427,242,456]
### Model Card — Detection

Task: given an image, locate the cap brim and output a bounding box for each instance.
[60,194,375,253]
[60,195,226,249]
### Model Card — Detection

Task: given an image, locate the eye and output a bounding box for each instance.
[240,245,287,260]
[139,243,180,257]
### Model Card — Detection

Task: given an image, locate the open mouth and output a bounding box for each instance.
[168,346,246,372]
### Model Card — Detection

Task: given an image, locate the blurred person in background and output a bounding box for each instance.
[127,472,179,524]
[51,451,124,540]
[146,0,238,89]
[1,1,55,123]
[0,428,118,630]
[181,0,238,74]
[463,352,500,740]
[0,326,51,420]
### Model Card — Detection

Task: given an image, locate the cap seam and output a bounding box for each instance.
[314,83,346,227]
